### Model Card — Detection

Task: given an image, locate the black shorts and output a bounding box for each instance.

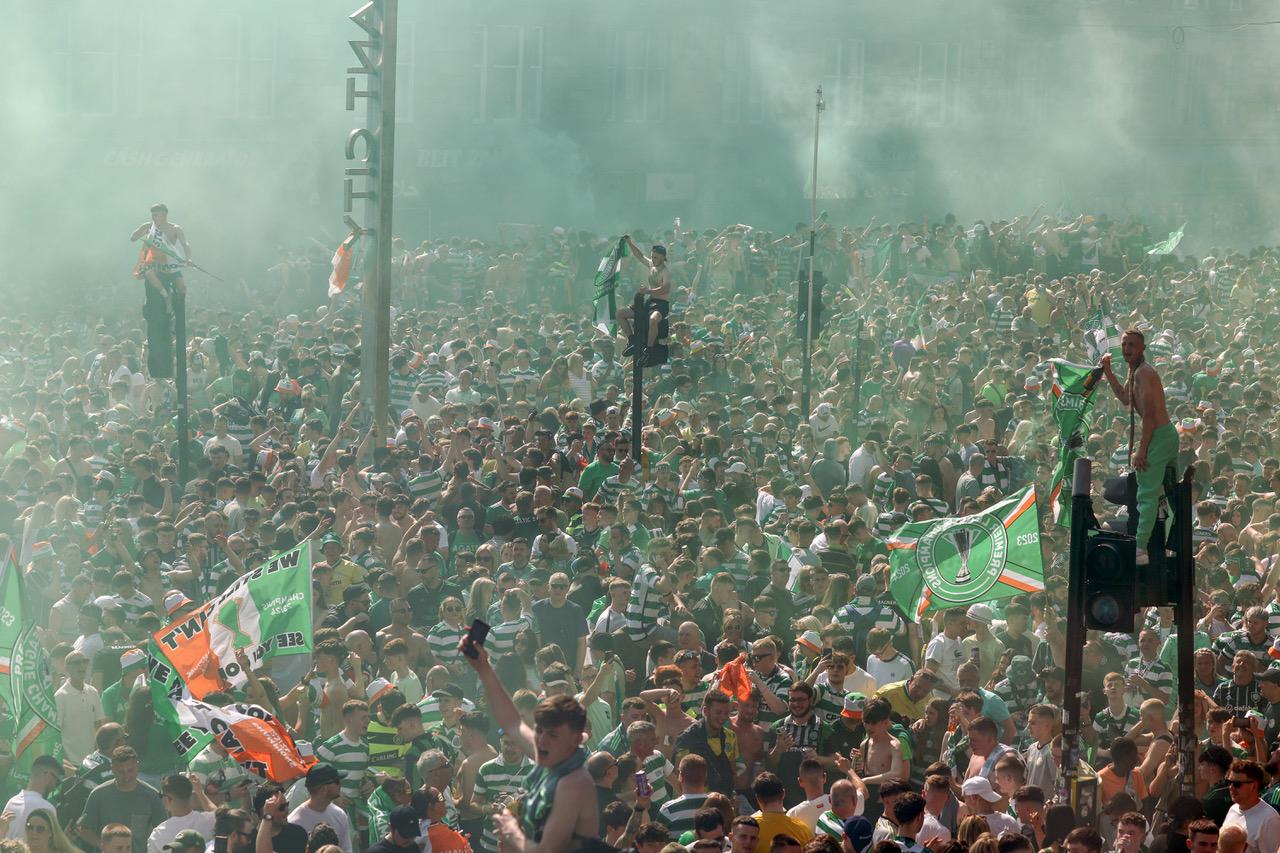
[645,297,670,318]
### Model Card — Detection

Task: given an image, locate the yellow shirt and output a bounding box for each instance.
[322,559,365,604]
[751,811,813,853]
[873,681,930,722]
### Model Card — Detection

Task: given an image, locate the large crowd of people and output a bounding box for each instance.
[0,202,1277,853]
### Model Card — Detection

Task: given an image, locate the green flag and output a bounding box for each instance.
[592,237,627,334]
[887,485,1045,620]
[0,549,62,775]
[1145,223,1185,256]
[1046,359,1105,524]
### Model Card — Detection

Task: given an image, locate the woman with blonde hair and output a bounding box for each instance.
[956,817,992,849]
[466,576,497,626]
[19,809,77,853]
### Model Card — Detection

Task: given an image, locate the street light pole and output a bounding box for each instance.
[800,84,824,419]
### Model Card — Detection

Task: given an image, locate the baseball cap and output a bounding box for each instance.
[797,631,822,654]
[30,541,54,559]
[366,678,396,704]
[389,805,420,839]
[343,582,371,603]
[855,574,877,595]
[726,461,749,474]
[966,603,993,625]
[306,763,342,788]
[1257,668,1280,685]
[961,776,1002,803]
[842,816,874,853]
[163,831,207,852]
[564,487,585,500]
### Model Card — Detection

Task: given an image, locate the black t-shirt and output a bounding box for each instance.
[366,839,403,853]
[251,823,308,853]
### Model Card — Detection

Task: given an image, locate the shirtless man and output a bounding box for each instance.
[617,234,671,356]
[1102,329,1177,565]
[375,598,433,674]
[130,203,191,295]
[730,691,767,794]
[454,710,498,824]
[855,697,906,821]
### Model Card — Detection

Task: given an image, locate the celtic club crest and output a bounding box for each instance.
[914,514,1008,604]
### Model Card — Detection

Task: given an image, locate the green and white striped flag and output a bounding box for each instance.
[887,485,1045,620]
[1082,309,1123,364]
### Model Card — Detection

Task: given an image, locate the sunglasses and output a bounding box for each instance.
[445,606,463,613]
[1228,779,1257,787]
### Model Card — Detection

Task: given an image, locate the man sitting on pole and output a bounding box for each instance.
[1101,328,1177,566]
[616,234,671,358]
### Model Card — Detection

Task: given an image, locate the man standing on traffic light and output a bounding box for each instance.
[1102,329,1177,566]
[616,234,671,358]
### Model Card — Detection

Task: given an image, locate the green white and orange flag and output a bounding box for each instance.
[147,641,315,782]
[0,549,61,767]
[151,541,314,699]
[886,485,1045,619]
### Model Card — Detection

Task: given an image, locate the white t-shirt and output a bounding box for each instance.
[866,653,914,690]
[288,802,352,853]
[148,811,217,853]
[788,795,836,832]
[2,790,56,839]
[1224,800,1280,853]
[54,681,103,764]
[925,634,966,692]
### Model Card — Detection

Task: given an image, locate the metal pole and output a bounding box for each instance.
[358,0,397,445]
[850,318,864,450]
[175,292,189,487]
[1175,469,1196,795]
[800,84,822,419]
[1060,456,1092,804]
[631,291,645,474]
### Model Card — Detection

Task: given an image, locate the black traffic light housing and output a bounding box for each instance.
[796,269,825,339]
[1083,529,1137,632]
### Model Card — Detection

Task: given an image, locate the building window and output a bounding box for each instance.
[193,15,278,120]
[473,26,543,123]
[52,8,141,117]
[610,31,667,122]
[723,36,767,123]
[918,42,960,125]
[396,22,415,122]
[822,38,865,124]
[1007,48,1039,123]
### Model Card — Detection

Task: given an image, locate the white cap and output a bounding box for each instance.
[960,776,1001,802]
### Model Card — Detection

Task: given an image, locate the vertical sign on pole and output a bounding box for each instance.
[346,0,397,441]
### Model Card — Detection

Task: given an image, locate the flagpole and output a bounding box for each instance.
[1061,456,1092,808]
[175,292,189,487]
[800,84,823,419]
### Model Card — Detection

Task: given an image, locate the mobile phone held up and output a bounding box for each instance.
[463,619,490,659]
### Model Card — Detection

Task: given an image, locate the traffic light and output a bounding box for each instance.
[795,270,826,339]
[1083,530,1137,632]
